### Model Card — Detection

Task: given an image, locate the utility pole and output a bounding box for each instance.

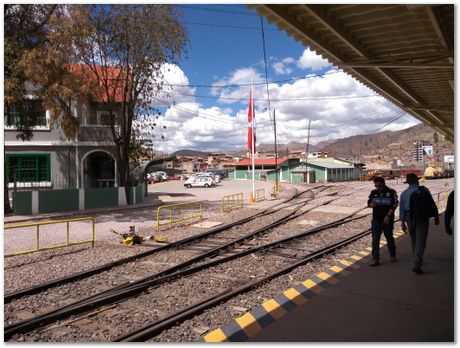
[273,109,278,191]
[305,119,311,183]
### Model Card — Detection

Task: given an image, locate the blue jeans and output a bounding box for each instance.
[371,219,396,261]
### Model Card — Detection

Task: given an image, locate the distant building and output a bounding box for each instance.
[303,157,362,182]
[444,155,454,170]
[231,157,299,182]
[308,151,328,159]
[231,156,361,183]
[413,140,431,162]
[288,150,303,159]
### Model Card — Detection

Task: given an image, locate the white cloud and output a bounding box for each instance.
[153,63,196,105]
[272,56,295,75]
[145,64,419,154]
[297,48,331,71]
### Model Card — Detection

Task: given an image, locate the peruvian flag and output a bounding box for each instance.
[247,84,256,153]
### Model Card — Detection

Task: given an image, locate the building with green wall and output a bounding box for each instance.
[231,157,300,182]
[298,157,362,183]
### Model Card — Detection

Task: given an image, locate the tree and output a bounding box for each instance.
[4,5,63,138]
[4,5,60,214]
[68,5,188,199]
[4,4,189,210]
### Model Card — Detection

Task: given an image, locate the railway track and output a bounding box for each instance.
[5,185,371,341]
[4,185,325,303]
[118,225,371,342]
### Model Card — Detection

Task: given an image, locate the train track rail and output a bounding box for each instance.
[117,226,371,341]
[5,193,370,341]
[5,185,332,303]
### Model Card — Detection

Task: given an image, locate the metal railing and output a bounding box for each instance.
[156,201,203,232]
[4,217,95,258]
[221,193,244,212]
[255,188,265,202]
[435,190,450,211]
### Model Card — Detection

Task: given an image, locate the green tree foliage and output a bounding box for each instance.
[4,4,61,140]
[4,4,189,211]
[70,5,189,194]
[4,5,59,214]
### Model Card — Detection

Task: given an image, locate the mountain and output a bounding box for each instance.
[171,124,453,164]
[250,142,320,155]
[171,149,209,157]
[315,124,454,163]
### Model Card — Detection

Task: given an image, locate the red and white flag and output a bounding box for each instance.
[247,84,256,153]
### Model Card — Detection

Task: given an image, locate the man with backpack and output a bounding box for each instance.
[400,173,439,274]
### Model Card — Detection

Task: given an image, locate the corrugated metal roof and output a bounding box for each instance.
[308,162,354,169]
[249,4,454,142]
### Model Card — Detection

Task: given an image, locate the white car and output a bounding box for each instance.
[184,176,213,188]
[196,172,219,183]
[154,171,169,181]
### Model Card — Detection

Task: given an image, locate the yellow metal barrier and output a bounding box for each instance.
[255,188,265,202]
[434,190,450,211]
[4,217,95,258]
[157,201,203,232]
[221,193,244,212]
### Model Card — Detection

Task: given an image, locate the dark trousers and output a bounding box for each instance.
[407,217,429,267]
[371,218,396,261]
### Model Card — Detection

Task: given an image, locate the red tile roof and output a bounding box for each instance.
[234,157,290,166]
[68,64,129,103]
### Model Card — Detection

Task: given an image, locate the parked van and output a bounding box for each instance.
[184,176,214,188]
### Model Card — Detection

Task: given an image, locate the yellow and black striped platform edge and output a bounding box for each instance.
[202,230,406,342]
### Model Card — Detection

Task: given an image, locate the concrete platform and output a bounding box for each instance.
[249,218,454,342]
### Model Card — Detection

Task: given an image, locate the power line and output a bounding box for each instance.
[182,20,278,31]
[361,110,408,135]
[157,89,381,102]
[176,5,258,17]
[153,95,275,127]
[162,70,341,88]
[152,96,246,125]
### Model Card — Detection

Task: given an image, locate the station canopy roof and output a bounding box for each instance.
[249,4,454,142]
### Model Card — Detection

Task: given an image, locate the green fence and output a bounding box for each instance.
[39,189,79,213]
[85,187,119,209]
[13,191,32,215]
[12,183,147,216]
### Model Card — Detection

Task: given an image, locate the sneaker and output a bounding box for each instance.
[369,259,379,267]
[412,266,423,274]
[390,254,397,262]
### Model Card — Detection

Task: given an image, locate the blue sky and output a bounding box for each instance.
[140,4,420,153]
[177,5,305,95]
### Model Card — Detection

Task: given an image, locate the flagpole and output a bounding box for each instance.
[251,82,255,199]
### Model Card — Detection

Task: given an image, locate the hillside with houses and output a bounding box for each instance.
[144,123,454,178]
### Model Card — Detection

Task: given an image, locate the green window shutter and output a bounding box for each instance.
[5,153,51,183]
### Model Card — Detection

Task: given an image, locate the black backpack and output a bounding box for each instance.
[409,186,439,221]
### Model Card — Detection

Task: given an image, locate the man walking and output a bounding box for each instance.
[400,173,439,274]
[367,176,399,266]
[445,190,454,235]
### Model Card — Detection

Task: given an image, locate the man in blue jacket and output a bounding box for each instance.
[367,176,399,266]
[400,173,439,274]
